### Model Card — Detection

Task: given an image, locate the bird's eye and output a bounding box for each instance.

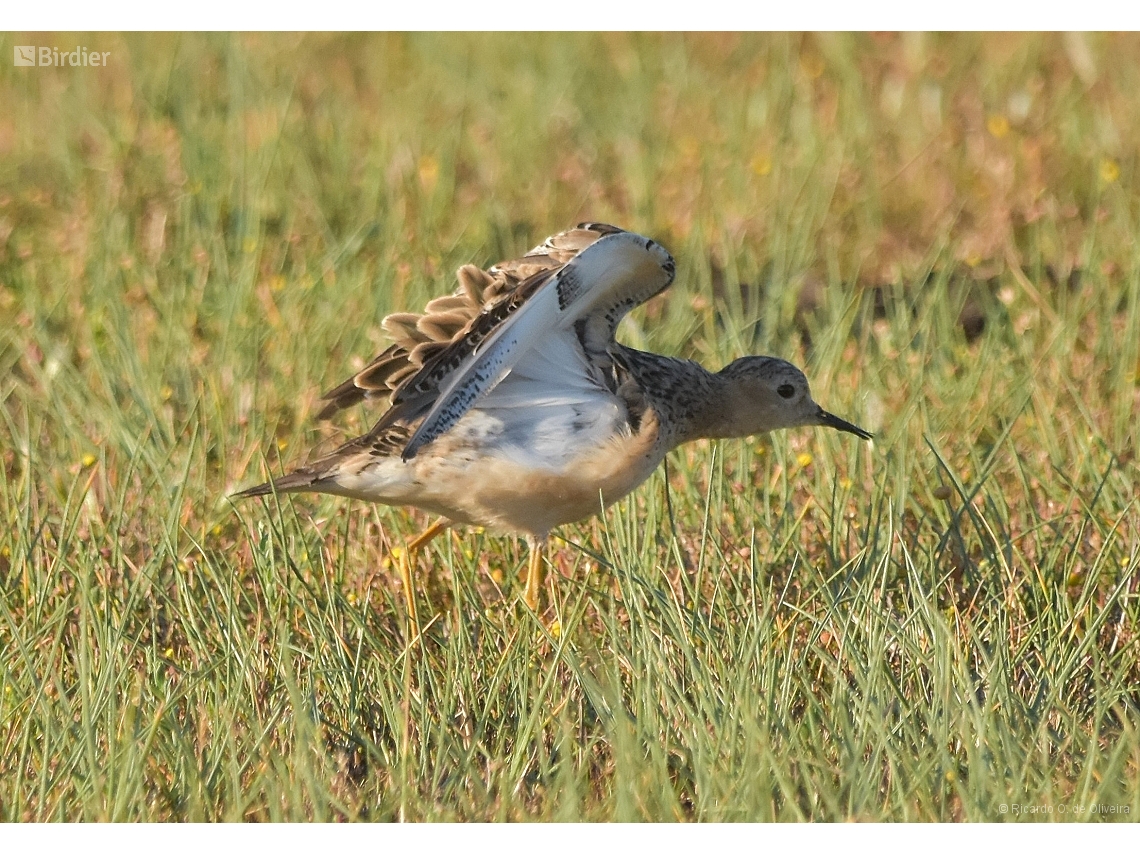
[777,384,795,399]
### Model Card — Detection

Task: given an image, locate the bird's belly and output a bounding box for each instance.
[412,409,665,536]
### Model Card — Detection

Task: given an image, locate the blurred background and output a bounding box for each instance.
[3,33,1138,440]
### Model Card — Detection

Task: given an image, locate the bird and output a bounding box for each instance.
[234,223,871,628]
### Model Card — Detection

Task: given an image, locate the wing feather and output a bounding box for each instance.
[311,224,673,462]
[315,229,606,421]
[400,230,675,459]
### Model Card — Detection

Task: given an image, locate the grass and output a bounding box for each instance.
[1,32,1138,821]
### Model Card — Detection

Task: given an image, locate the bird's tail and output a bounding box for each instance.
[231,468,322,499]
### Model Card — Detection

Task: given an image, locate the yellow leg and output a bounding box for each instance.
[524,538,546,611]
[395,518,449,636]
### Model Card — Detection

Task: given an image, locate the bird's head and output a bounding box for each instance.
[712,356,871,441]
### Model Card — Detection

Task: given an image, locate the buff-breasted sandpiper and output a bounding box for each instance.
[235,223,871,627]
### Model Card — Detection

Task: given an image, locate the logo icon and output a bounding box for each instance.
[14,46,36,66]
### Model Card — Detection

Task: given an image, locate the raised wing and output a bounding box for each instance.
[316,223,624,421]
[400,229,675,459]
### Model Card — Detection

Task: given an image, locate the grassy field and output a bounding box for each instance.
[1,32,1138,821]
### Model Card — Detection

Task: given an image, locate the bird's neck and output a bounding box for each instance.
[615,347,731,446]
